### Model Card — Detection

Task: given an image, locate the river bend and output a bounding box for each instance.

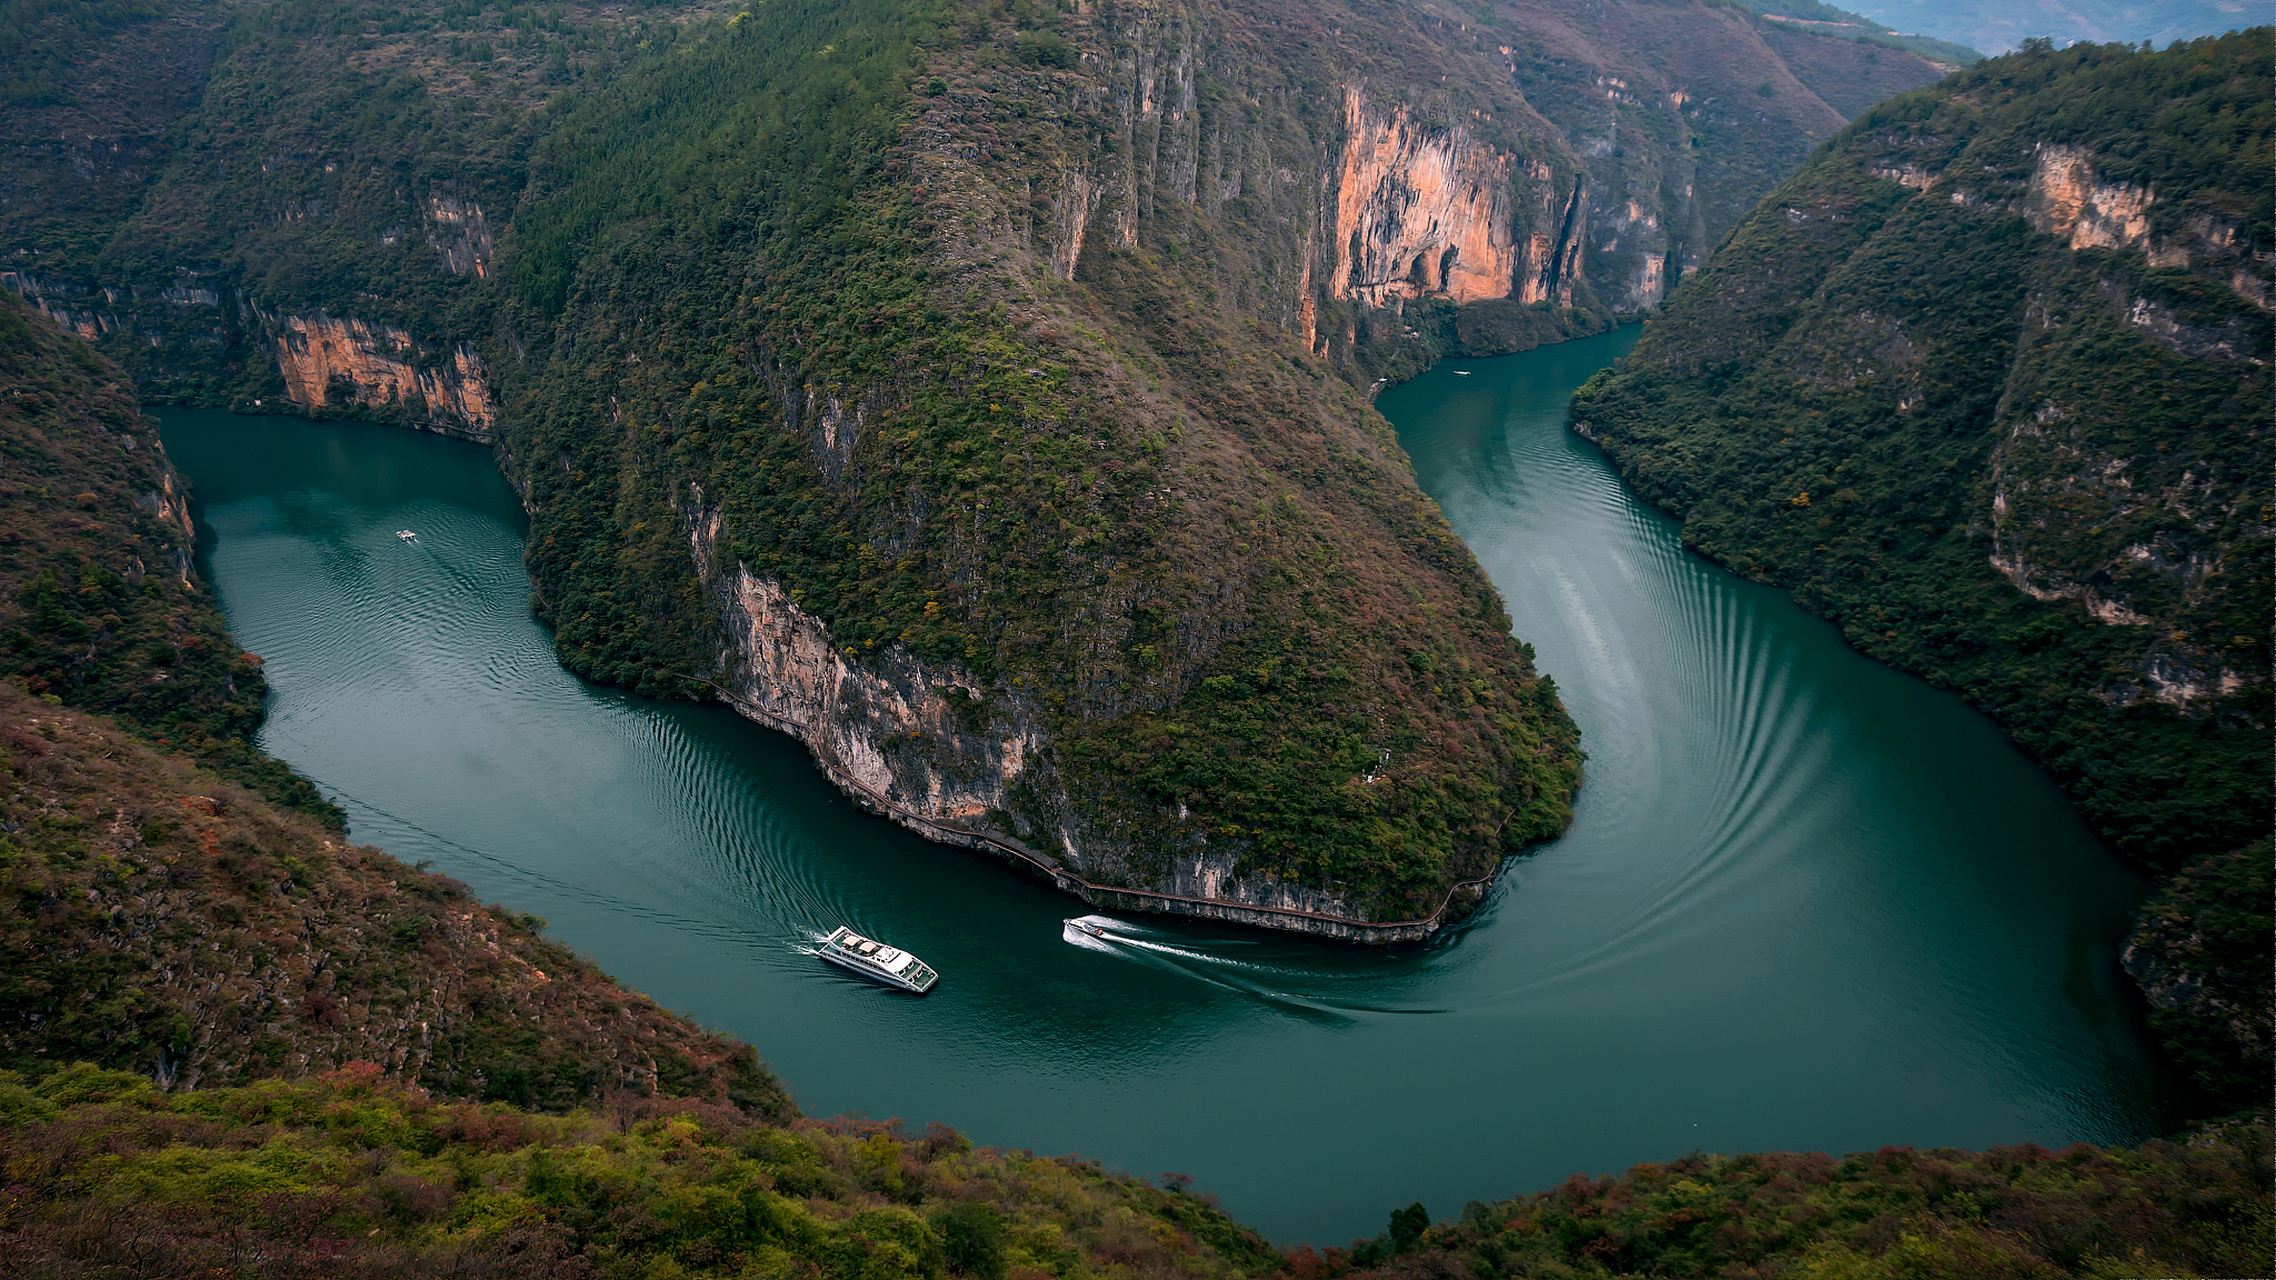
[158,328,2183,1243]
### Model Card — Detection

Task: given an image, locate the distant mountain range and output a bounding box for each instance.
[1848,0,2257,53]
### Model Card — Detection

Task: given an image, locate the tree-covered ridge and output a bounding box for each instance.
[0,1064,1281,1279]
[1570,32,2271,873]
[1321,1131,2271,1279]
[0,296,334,821]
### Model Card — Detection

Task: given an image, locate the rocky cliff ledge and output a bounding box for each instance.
[688,512,1461,941]
[267,312,497,441]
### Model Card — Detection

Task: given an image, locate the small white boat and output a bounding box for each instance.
[1067,917,1108,940]
[395,530,417,540]
[1453,370,1472,376]
[819,927,938,994]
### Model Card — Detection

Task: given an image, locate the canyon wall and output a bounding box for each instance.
[688,513,1454,940]
[1328,88,1527,309]
[1569,33,2270,871]
[500,0,1940,933]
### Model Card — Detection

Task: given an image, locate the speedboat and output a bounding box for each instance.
[1067,917,1108,940]
[819,927,938,994]
[395,530,417,540]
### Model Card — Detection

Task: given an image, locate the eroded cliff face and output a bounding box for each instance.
[687,512,1426,938]
[267,312,497,440]
[426,194,496,278]
[1972,144,2270,711]
[932,0,1936,379]
[1328,88,1527,309]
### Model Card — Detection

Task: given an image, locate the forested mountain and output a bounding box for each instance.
[1571,33,2271,1100]
[0,0,1949,931]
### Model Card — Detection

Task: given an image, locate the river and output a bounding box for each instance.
[156,327,2187,1244]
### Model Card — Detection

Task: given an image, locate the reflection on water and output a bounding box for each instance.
[159,336,2186,1244]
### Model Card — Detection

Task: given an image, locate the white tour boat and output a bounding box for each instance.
[396,530,417,540]
[819,927,938,994]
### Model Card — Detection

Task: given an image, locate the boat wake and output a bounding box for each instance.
[1061,915,1283,971]
[1059,915,1449,1022]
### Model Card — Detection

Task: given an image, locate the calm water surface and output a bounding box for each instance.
[158,328,2186,1243]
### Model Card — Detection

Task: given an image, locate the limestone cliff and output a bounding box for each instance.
[266,312,497,441]
[685,506,1464,940]
[1328,88,1538,310]
[425,193,496,278]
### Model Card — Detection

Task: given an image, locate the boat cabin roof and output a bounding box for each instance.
[831,930,918,974]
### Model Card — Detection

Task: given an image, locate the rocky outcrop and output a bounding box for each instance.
[426,193,495,277]
[2120,842,2272,1102]
[2027,144,2154,252]
[688,512,1465,941]
[1328,88,1527,308]
[269,313,497,440]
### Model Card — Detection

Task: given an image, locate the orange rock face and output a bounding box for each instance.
[1328,88,1520,308]
[272,315,496,437]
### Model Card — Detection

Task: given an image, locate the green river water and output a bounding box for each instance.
[157,327,2190,1244]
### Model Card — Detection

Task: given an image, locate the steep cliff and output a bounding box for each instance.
[267,310,497,439]
[2,0,1948,412]
[1569,33,2271,871]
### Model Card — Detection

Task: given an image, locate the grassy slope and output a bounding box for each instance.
[1570,35,2271,872]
